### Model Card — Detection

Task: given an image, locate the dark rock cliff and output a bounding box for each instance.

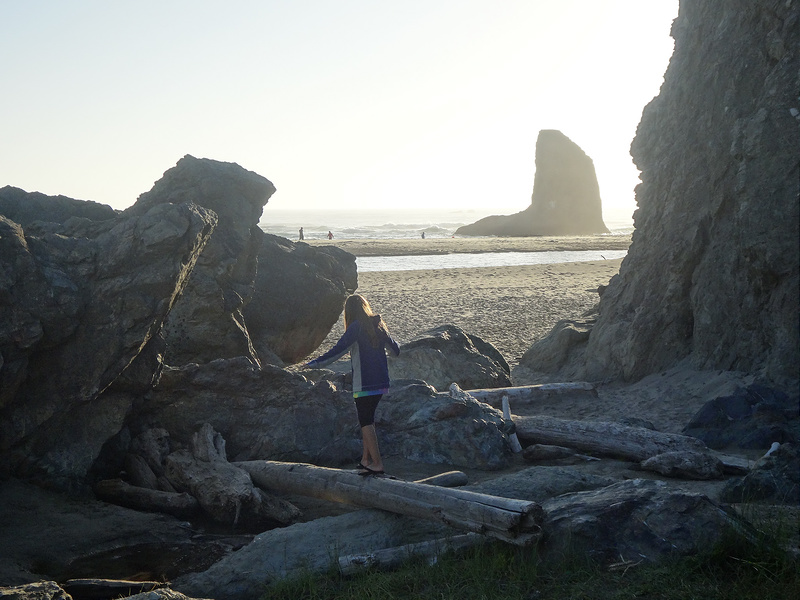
[521,0,799,389]
[0,159,358,489]
[456,129,609,236]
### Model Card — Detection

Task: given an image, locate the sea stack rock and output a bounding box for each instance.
[520,0,800,389]
[456,129,609,236]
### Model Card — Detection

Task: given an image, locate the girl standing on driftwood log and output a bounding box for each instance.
[305,294,400,476]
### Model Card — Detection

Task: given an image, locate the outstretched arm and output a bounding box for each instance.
[384,331,401,357]
[305,322,360,368]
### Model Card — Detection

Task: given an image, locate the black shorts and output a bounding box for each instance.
[354,394,382,427]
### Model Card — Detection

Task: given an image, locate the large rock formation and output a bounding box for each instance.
[0,158,360,490]
[521,1,799,390]
[456,130,609,236]
[244,231,358,365]
[0,200,217,487]
[125,155,276,366]
[0,185,118,224]
[388,324,512,391]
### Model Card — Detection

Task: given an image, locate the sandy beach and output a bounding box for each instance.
[310,235,628,369]
[300,235,768,505]
[307,233,631,257]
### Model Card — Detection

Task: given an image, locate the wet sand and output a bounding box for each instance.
[306,233,631,257]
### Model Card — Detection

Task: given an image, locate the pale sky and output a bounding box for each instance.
[0,1,678,222]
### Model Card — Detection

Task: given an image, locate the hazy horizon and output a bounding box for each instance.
[1,1,678,220]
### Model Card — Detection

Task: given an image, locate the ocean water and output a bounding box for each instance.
[356,250,629,272]
[260,208,634,240]
[260,208,633,271]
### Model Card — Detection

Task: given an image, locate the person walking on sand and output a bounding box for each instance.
[327,230,334,240]
[304,294,400,476]
[298,227,304,241]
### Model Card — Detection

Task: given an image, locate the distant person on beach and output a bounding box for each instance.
[304,294,400,476]
[421,231,425,239]
[328,230,334,240]
[299,227,304,241]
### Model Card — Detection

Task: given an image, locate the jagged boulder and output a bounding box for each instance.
[456,130,609,236]
[720,442,799,503]
[124,155,277,366]
[1,156,363,491]
[519,314,596,378]
[123,358,357,466]
[0,202,216,487]
[388,324,511,391]
[539,479,745,565]
[243,230,357,365]
[0,185,118,225]
[522,1,800,389]
[379,382,512,470]
[682,383,798,450]
[0,580,72,600]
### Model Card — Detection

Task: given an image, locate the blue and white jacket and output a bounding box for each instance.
[306,316,400,396]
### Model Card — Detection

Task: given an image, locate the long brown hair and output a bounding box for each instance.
[344,294,389,347]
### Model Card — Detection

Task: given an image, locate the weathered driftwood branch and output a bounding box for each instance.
[502,395,523,453]
[62,578,165,599]
[514,415,707,461]
[338,533,481,575]
[414,471,469,487]
[513,415,749,473]
[463,382,597,407]
[93,478,199,518]
[237,460,543,546]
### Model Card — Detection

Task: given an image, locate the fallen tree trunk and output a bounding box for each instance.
[93,478,200,518]
[463,382,597,407]
[514,414,708,461]
[513,415,748,473]
[236,461,543,546]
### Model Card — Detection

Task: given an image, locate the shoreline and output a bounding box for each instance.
[304,234,631,257]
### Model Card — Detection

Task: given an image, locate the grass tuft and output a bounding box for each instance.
[264,508,799,600]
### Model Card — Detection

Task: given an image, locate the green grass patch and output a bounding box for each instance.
[264,529,798,600]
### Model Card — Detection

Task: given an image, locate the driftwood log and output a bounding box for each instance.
[463,382,597,407]
[513,415,750,474]
[502,395,523,453]
[61,579,166,599]
[237,460,543,546]
[93,478,200,518]
[338,533,481,575]
[414,471,469,487]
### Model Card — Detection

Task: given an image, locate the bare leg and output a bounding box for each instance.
[360,424,383,472]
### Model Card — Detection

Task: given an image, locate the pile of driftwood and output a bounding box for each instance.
[455,383,749,478]
[92,382,750,572]
[94,424,301,527]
